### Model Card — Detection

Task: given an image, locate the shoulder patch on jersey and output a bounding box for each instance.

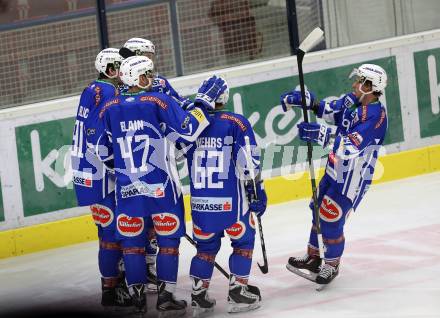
[152,213,180,236]
[99,98,120,118]
[117,214,144,237]
[140,95,168,110]
[193,224,215,240]
[90,204,114,228]
[190,108,206,123]
[226,221,246,240]
[219,113,247,131]
[319,195,343,222]
[374,109,386,129]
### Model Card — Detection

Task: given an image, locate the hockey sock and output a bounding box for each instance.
[156,238,180,284]
[229,247,253,278]
[122,246,147,286]
[98,240,122,278]
[323,234,345,263]
[190,252,216,281]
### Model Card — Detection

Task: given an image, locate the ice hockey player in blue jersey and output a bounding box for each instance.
[70,48,132,307]
[120,37,192,109]
[96,55,227,316]
[183,78,268,315]
[120,37,192,285]
[280,63,388,286]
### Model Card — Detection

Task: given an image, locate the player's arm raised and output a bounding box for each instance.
[159,75,227,144]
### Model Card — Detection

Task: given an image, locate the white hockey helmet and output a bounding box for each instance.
[119,56,154,89]
[123,37,156,55]
[95,48,123,78]
[215,77,229,105]
[349,63,387,94]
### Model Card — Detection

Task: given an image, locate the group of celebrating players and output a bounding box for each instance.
[71,36,388,317]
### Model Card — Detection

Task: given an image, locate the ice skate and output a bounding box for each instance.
[191,277,216,317]
[128,283,147,315]
[286,253,322,282]
[227,276,261,313]
[315,263,339,291]
[157,281,187,318]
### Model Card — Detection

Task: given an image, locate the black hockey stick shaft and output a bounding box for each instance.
[184,234,229,279]
[297,47,325,258]
[244,136,268,274]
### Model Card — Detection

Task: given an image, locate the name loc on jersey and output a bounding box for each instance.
[120,120,144,132]
[196,137,223,148]
[78,106,89,119]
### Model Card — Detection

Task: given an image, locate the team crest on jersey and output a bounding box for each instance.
[319,195,343,222]
[193,224,215,240]
[72,170,93,188]
[226,221,246,240]
[152,213,180,235]
[191,197,232,212]
[90,204,114,227]
[117,214,144,237]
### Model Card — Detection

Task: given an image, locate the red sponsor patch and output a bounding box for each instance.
[375,109,386,129]
[152,213,180,235]
[249,213,256,230]
[348,132,363,147]
[193,224,215,240]
[223,201,231,211]
[219,113,247,131]
[226,221,246,240]
[328,152,338,165]
[117,214,144,237]
[319,195,342,222]
[90,204,114,227]
[140,95,167,110]
[155,187,164,198]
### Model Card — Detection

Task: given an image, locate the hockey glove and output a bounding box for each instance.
[195,75,227,110]
[280,87,316,112]
[246,181,268,217]
[297,121,331,148]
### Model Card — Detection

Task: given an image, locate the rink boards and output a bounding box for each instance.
[1,29,440,258]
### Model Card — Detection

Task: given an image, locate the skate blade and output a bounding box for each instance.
[157,308,186,318]
[316,284,328,292]
[227,301,260,314]
[286,264,317,282]
[192,306,215,317]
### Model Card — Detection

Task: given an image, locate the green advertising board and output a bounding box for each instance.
[414,48,440,138]
[13,56,403,218]
[16,117,77,217]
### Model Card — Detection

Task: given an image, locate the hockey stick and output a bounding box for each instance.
[296,27,326,259]
[184,234,229,279]
[244,136,268,274]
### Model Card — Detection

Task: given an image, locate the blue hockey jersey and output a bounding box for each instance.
[184,111,260,233]
[97,91,210,217]
[71,80,119,206]
[316,93,388,210]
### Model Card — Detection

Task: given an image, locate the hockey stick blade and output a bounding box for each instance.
[298,27,324,53]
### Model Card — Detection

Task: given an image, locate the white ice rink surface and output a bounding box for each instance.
[1,173,440,317]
